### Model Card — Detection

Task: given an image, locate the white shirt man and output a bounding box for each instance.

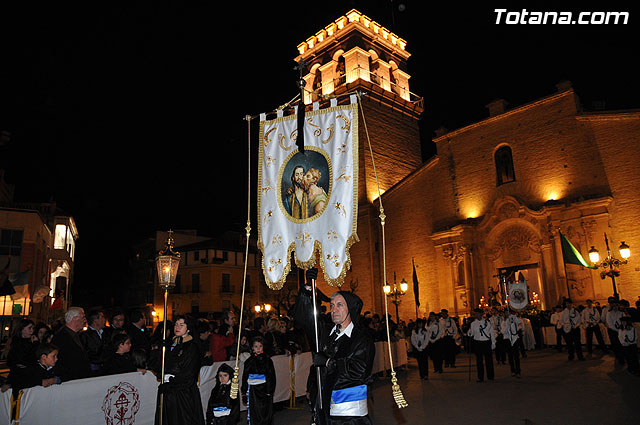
[617,317,640,375]
[427,315,444,344]
[468,315,496,348]
[581,299,607,354]
[441,310,458,368]
[501,313,523,347]
[501,311,523,377]
[560,300,584,360]
[442,314,458,339]
[605,307,623,332]
[411,320,429,379]
[550,308,562,330]
[427,314,445,373]
[560,305,582,334]
[618,318,638,347]
[410,325,428,352]
[489,310,503,336]
[467,309,496,382]
[581,304,601,328]
[603,303,626,365]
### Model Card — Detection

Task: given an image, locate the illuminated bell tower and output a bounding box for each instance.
[295,9,424,313]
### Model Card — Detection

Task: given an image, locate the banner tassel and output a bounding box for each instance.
[358,92,408,409]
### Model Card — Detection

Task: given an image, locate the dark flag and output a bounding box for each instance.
[294,59,308,154]
[412,258,420,307]
[296,102,305,153]
[560,232,596,268]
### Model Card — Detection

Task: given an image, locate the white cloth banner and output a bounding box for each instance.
[0,390,10,425]
[508,280,528,310]
[12,344,408,424]
[258,99,359,288]
[293,352,313,397]
[17,371,158,425]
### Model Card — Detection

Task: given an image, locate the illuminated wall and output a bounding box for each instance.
[356,86,640,319]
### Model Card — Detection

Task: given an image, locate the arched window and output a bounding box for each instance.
[495,145,515,185]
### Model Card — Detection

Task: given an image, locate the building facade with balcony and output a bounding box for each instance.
[144,230,299,325]
[0,196,78,329]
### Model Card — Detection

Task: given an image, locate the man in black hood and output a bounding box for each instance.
[295,268,375,425]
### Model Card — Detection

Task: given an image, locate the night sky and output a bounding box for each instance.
[0,1,638,305]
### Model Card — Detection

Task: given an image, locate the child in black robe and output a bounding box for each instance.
[241,336,276,425]
[103,333,145,375]
[206,363,239,425]
[11,343,61,397]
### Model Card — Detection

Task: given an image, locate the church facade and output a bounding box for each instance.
[366,85,640,319]
[294,10,640,320]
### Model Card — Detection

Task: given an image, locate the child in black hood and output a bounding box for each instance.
[206,363,239,425]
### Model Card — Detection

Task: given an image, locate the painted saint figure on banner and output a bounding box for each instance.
[280,149,331,222]
[304,168,328,215]
[283,165,309,219]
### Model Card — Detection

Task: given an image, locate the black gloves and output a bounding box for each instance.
[306,268,318,286]
[313,351,330,367]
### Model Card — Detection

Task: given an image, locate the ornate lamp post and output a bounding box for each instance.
[588,233,630,300]
[155,231,181,425]
[383,276,408,324]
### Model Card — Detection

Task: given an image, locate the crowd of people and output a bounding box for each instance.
[0,303,320,425]
[0,291,637,424]
[407,296,640,384]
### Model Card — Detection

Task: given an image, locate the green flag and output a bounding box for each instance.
[560,232,596,269]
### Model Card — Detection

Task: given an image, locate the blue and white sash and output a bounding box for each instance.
[247,373,266,386]
[330,385,368,417]
[213,407,231,417]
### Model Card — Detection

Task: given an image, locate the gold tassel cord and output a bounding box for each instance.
[357,92,408,409]
[231,115,253,400]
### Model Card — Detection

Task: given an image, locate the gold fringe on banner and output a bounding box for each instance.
[357,92,408,409]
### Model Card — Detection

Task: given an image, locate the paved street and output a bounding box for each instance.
[268,349,639,425]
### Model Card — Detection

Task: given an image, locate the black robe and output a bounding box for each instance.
[7,337,38,388]
[295,289,375,425]
[51,326,92,382]
[102,352,137,375]
[205,364,239,425]
[155,335,205,425]
[10,360,61,397]
[241,353,276,425]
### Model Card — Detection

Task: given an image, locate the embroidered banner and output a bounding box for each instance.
[17,371,158,425]
[258,98,359,288]
[508,280,529,310]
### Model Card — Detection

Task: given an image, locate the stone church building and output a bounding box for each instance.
[294,10,640,319]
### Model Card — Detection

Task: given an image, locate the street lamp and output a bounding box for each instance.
[155,230,180,424]
[383,275,408,323]
[254,303,272,315]
[588,233,630,300]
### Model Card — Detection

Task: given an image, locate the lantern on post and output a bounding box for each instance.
[155,230,181,425]
[588,233,631,300]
